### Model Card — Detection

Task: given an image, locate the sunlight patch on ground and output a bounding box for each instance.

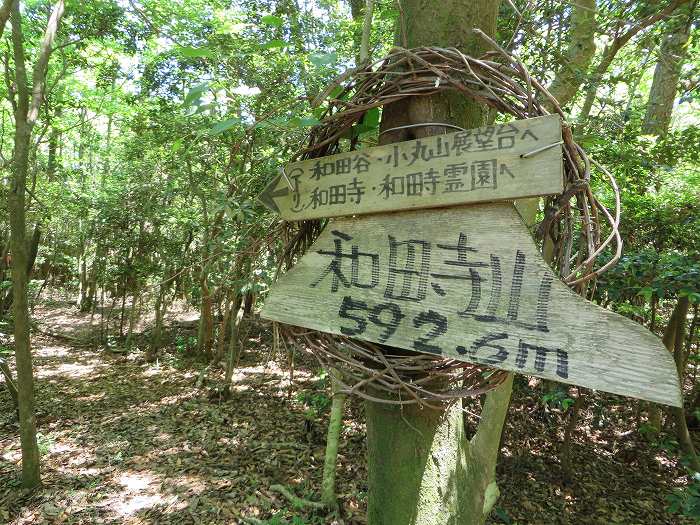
[142,364,165,377]
[35,345,72,358]
[119,471,154,491]
[1,443,21,463]
[110,470,176,518]
[115,493,166,517]
[35,359,104,379]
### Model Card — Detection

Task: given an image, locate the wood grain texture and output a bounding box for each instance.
[259,115,563,220]
[261,203,682,407]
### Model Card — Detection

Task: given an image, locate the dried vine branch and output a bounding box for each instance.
[265,36,620,404]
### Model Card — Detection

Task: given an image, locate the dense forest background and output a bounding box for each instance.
[0,0,699,523]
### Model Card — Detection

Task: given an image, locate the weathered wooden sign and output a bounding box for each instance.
[261,203,682,407]
[259,115,563,220]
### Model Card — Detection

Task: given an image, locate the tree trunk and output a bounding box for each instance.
[125,288,141,351]
[5,0,67,487]
[148,285,170,362]
[198,272,214,354]
[578,0,691,122]
[637,6,695,432]
[348,0,365,65]
[0,356,19,409]
[642,2,695,136]
[367,376,513,523]
[546,0,596,109]
[215,294,233,363]
[321,369,346,508]
[561,392,585,483]
[663,297,700,471]
[26,223,40,278]
[224,302,245,385]
[77,239,89,311]
[365,2,513,523]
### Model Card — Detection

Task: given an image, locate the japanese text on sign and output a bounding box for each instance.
[309,228,567,378]
[258,115,564,221]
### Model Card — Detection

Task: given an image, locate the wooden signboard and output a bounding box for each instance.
[259,115,563,220]
[261,203,682,407]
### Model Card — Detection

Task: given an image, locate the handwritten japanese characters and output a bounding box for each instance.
[259,115,563,220]
[261,203,682,407]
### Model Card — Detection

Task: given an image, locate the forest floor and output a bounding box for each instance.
[0,301,696,524]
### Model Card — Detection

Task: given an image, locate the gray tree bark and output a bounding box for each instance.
[642,2,695,136]
[578,0,691,122]
[7,0,65,488]
[546,0,596,109]
[365,2,515,523]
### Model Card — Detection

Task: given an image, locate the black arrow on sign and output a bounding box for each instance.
[258,175,290,214]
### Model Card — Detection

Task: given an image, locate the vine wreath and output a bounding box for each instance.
[269,30,621,407]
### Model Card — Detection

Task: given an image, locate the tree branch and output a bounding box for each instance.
[9,0,28,123]
[27,0,65,126]
[579,0,691,120]
[547,0,596,108]
[51,37,83,53]
[0,0,13,42]
[359,0,374,63]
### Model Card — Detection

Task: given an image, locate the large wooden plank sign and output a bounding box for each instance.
[261,203,682,407]
[259,115,563,220]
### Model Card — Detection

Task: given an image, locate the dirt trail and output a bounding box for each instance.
[0,303,694,524]
[1,305,366,524]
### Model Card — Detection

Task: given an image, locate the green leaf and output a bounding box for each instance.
[287,116,321,128]
[351,107,381,137]
[494,507,512,524]
[298,117,321,127]
[329,85,344,99]
[261,14,284,26]
[187,103,216,116]
[363,107,380,128]
[183,83,209,107]
[177,46,214,58]
[211,117,242,135]
[261,39,286,50]
[309,51,337,67]
[215,20,249,35]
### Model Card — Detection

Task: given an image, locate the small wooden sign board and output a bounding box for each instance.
[259,117,682,407]
[259,115,563,221]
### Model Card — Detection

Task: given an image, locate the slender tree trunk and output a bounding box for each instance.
[365,2,514,523]
[643,2,695,136]
[663,298,700,471]
[224,302,245,385]
[319,3,374,504]
[321,369,346,507]
[578,0,691,122]
[6,0,66,488]
[26,224,40,277]
[148,284,172,362]
[215,293,233,363]
[546,0,596,109]
[198,274,214,354]
[148,295,162,362]
[349,0,365,65]
[0,356,18,408]
[359,0,374,64]
[561,393,585,483]
[125,288,141,351]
